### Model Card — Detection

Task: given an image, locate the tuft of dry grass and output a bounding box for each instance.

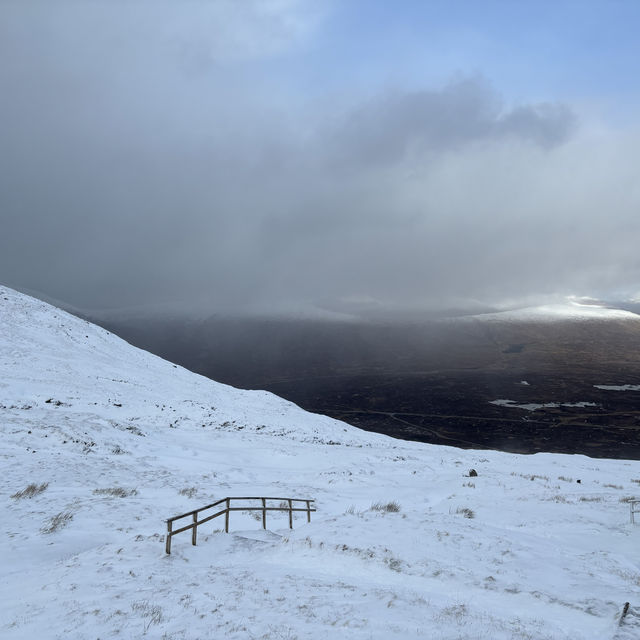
[93,487,137,498]
[547,494,570,503]
[131,601,164,634]
[512,473,549,482]
[370,501,401,513]
[11,482,49,499]
[41,511,73,534]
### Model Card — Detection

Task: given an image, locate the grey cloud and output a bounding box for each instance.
[497,102,576,147]
[1,3,638,315]
[330,78,576,166]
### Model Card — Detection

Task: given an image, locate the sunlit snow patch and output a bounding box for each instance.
[459,298,640,322]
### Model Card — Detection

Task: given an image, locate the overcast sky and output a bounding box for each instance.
[2,0,640,315]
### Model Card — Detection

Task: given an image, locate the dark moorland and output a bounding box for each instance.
[98,313,640,459]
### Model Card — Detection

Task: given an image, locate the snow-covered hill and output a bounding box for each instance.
[2,285,640,639]
[452,300,640,323]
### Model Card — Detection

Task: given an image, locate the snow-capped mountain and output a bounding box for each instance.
[450,299,640,323]
[2,285,639,639]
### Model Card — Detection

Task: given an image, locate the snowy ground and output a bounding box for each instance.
[2,285,640,639]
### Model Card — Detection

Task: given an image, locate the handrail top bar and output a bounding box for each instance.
[167,496,316,522]
[218,496,315,502]
[167,497,228,522]
[227,506,316,512]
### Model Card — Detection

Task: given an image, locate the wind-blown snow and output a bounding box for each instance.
[2,285,640,639]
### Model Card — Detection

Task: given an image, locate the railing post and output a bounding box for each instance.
[306,500,311,523]
[262,498,267,529]
[288,498,293,529]
[166,520,172,555]
[225,498,230,533]
[192,512,198,546]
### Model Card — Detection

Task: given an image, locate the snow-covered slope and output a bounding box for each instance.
[2,285,640,639]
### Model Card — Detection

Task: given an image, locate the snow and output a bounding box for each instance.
[2,284,640,639]
[455,300,640,323]
[595,385,640,392]
[490,400,598,412]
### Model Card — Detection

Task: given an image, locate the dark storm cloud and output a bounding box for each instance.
[1,2,639,314]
